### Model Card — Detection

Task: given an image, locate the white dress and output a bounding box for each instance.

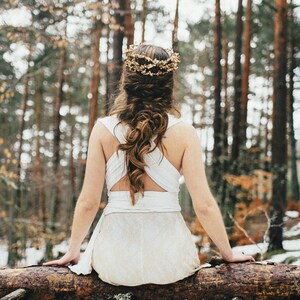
[68,113,201,286]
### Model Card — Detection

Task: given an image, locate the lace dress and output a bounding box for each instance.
[68,113,201,286]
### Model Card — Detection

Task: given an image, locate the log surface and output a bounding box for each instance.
[0,262,299,299]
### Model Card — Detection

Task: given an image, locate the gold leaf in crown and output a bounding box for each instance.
[124,43,181,76]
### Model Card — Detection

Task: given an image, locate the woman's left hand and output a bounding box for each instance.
[42,249,80,266]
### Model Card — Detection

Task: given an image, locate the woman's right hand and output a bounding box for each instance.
[221,249,255,263]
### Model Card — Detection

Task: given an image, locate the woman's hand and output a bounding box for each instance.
[221,249,255,263]
[42,249,80,266]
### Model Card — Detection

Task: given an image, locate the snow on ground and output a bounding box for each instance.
[284,221,300,238]
[283,239,300,251]
[0,242,8,268]
[232,242,268,256]
[0,239,69,267]
[284,211,299,219]
[227,211,300,266]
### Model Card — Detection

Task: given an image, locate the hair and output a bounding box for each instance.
[109,44,181,205]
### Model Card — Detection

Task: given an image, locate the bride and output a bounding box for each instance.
[43,43,254,286]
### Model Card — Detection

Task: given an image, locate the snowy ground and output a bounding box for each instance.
[232,210,300,266]
[1,211,300,268]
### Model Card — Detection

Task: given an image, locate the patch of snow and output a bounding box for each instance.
[232,242,268,256]
[292,259,300,266]
[200,243,211,253]
[191,234,201,244]
[283,239,300,251]
[232,239,300,257]
[53,240,69,258]
[266,251,300,264]
[0,243,8,267]
[285,211,299,218]
[18,247,44,267]
[284,221,300,238]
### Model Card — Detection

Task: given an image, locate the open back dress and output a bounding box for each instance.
[68,113,201,286]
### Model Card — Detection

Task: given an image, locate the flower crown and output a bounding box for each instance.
[124,44,181,76]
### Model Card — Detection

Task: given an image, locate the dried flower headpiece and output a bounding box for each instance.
[124,44,181,76]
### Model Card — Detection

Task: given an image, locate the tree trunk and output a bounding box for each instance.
[34,69,47,233]
[110,0,126,106]
[221,36,229,210]
[15,45,31,211]
[8,45,32,267]
[141,0,147,42]
[88,3,102,139]
[124,0,134,47]
[104,0,111,116]
[50,41,67,232]
[172,0,179,52]
[264,52,272,176]
[268,0,288,251]
[288,0,299,202]
[231,0,243,170]
[212,0,222,189]
[240,0,252,148]
[104,21,111,116]
[223,0,243,233]
[47,22,68,261]
[0,263,299,299]
[67,94,77,218]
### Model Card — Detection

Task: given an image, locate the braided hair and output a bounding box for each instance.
[109,44,180,204]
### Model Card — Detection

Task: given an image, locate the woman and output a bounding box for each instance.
[43,43,255,286]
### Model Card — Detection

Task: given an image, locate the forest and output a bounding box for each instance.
[0,0,300,281]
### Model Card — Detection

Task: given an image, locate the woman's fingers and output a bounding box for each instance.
[42,259,64,266]
[43,254,72,266]
[239,253,255,262]
[247,255,256,262]
[225,250,256,263]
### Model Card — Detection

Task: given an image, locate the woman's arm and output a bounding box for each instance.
[181,124,254,262]
[43,121,106,265]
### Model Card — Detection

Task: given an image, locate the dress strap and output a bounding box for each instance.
[97,115,128,144]
[167,113,182,129]
[150,113,182,146]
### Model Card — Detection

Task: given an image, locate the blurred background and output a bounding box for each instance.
[0,0,300,268]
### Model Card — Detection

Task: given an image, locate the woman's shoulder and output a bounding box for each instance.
[166,114,199,145]
[96,114,120,132]
[168,114,196,132]
[96,114,118,124]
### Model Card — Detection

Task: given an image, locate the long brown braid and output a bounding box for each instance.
[109,44,180,204]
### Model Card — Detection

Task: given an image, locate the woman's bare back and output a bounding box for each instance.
[98,117,190,192]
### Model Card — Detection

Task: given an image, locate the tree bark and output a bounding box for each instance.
[287,0,300,202]
[51,40,67,232]
[231,0,243,170]
[172,0,179,52]
[240,0,252,147]
[15,45,32,211]
[8,45,32,267]
[104,20,111,116]
[141,0,147,42]
[221,36,229,210]
[110,0,126,106]
[67,94,77,219]
[34,69,47,233]
[0,262,299,299]
[212,0,222,189]
[268,0,288,251]
[88,2,102,139]
[223,11,239,228]
[124,0,134,47]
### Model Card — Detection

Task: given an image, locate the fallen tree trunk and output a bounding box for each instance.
[0,261,299,300]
